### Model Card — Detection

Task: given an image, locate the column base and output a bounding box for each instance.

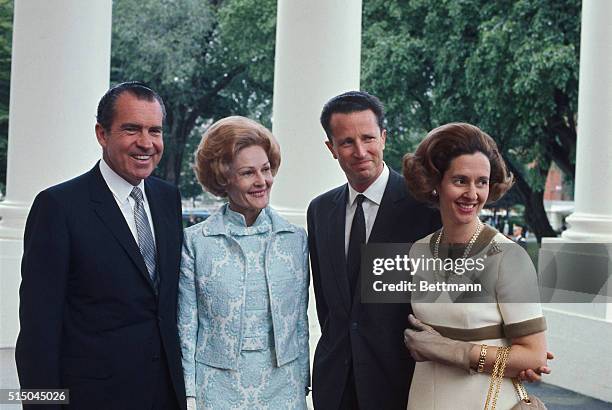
[540,238,612,314]
[0,237,22,348]
[0,201,28,348]
[0,200,30,348]
[0,200,29,240]
[561,212,612,242]
[538,238,612,402]
[541,307,612,403]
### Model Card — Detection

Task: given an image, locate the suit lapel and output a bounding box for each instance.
[369,170,406,243]
[145,179,169,298]
[88,165,154,290]
[328,185,352,314]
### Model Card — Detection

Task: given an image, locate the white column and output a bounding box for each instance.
[271,0,362,226]
[538,1,612,402]
[0,0,112,347]
[561,0,612,242]
[270,5,362,407]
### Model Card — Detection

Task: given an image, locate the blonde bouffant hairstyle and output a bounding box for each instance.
[194,116,281,197]
[402,122,514,205]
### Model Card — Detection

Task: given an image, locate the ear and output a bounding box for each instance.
[325,140,338,159]
[381,129,387,149]
[95,123,108,149]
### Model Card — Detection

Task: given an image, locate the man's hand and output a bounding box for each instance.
[518,351,554,382]
[403,314,473,371]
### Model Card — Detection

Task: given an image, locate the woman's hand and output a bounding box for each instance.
[518,351,554,382]
[403,314,474,371]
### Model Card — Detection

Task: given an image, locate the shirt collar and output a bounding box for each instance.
[224,205,269,228]
[99,158,146,203]
[347,163,389,207]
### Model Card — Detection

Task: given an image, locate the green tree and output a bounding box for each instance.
[111,0,276,196]
[0,0,12,197]
[362,0,580,240]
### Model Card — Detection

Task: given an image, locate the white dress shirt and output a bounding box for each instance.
[344,164,389,256]
[99,159,156,246]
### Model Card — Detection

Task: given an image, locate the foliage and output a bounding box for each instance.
[362,0,580,239]
[111,0,276,196]
[0,0,581,237]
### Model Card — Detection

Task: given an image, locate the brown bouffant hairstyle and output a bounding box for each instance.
[402,122,513,205]
[194,116,281,197]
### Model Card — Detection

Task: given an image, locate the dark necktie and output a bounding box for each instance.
[347,194,366,299]
[130,187,158,288]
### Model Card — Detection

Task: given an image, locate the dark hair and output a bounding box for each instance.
[320,91,385,140]
[194,116,281,197]
[403,122,514,204]
[96,81,166,131]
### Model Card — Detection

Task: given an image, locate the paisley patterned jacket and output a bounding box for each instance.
[177,204,310,396]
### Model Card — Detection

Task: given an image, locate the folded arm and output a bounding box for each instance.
[404,315,550,380]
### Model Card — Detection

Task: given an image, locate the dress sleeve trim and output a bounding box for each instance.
[425,316,547,341]
[504,316,547,338]
[425,322,504,341]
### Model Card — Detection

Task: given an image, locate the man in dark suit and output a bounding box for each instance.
[307,91,440,409]
[16,82,186,410]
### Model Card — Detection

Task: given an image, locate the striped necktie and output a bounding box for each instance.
[130,186,157,287]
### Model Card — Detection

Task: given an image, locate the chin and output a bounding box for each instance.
[358,167,375,176]
[252,201,269,210]
[134,174,152,183]
[130,168,153,179]
[452,213,476,226]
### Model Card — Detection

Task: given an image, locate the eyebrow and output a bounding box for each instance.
[236,161,271,171]
[337,134,376,144]
[119,123,142,129]
[451,174,489,180]
[119,123,162,131]
[334,136,354,143]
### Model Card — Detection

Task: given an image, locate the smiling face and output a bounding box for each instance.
[438,152,491,236]
[95,92,164,185]
[226,145,273,225]
[325,109,386,192]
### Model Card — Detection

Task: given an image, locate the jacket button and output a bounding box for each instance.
[344,358,350,365]
[351,322,358,330]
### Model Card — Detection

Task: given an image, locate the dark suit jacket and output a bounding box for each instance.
[307,169,440,410]
[16,164,187,410]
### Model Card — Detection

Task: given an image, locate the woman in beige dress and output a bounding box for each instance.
[402,123,549,409]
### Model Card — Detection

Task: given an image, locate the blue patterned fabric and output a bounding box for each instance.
[178,204,310,409]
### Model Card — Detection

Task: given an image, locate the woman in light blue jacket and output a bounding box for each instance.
[178,116,309,410]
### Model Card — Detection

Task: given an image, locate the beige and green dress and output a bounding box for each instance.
[407,225,546,410]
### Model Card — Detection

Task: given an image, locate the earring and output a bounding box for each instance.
[432,189,438,196]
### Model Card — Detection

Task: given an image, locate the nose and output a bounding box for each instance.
[253,171,266,186]
[136,131,154,149]
[353,140,366,158]
[464,183,478,200]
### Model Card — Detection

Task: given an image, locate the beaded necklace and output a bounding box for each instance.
[432,220,483,281]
